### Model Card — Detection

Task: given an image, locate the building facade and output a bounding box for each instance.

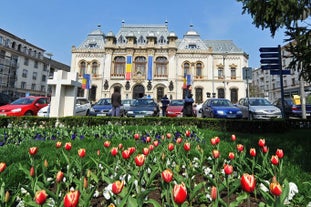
[71,23,249,104]
[0,28,70,99]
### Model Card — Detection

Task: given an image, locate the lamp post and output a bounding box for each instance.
[45,53,53,97]
[222,52,228,99]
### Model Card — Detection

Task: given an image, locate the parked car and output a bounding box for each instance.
[236,97,282,120]
[273,97,311,118]
[166,99,197,117]
[126,98,160,117]
[121,99,135,112]
[88,98,112,116]
[200,98,242,119]
[37,97,91,117]
[0,96,49,116]
[0,93,12,106]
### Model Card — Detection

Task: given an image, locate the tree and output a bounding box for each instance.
[236,0,311,82]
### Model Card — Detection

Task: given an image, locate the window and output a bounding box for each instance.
[0,36,2,45]
[41,85,45,92]
[158,36,166,44]
[196,63,202,77]
[79,61,86,76]
[22,69,28,78]
[34,61,38,68]
[218,69,224,79]
[31,84,36,90]
[113,56,125,75]
[230,88,238,103]
[183,62,190,75]
[117,35,126,44]
[21,82,26,89]
[138,36,145,44]
[134,56,146,75]
[33,72,37,80]
[92,62,98,75]
[195,88,203,103]
[157,87,164,102]
[155,57,168,77]
[24,58,29,66]
[218,88,224,98]
[188,44,197,49]
[231,69,236,79]
[42,75,47,82]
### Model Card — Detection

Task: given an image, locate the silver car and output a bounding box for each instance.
[236,97,282,120]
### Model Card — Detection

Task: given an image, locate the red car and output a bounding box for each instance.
[0,96,49,116]
[166,99,197,117]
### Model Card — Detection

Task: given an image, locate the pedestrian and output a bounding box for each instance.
[183,85,194,117]
[161,94,170,117]
[111,88,121,117]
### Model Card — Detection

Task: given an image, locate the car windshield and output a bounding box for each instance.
[96,99,111,105]
[249,98,272,106]
[11,97,35,105]
[133,99,155,106]
[170,100,184,106]
[211,99,233,107]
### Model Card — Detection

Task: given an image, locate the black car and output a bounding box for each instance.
[126,98,160,117]
[273,98,311,118]
[0,93,12,106]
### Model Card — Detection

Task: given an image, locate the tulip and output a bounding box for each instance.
[30,166,35,177]
[97,149,100,156]
[145,136,151,143]
[224,164,233,175]
[0,162,6,173]
[110,147,118,156]
[276,149,284,159]
[63,190,80,207]
[83,177,88,188]
[142,147,149,156]
[166,133,172,139]
[161,169,173,183]
[134,154,145,167]
[271,155,279,165]
[270,176,282,196]
[44,159,48,168]
[176,137,182,143]
[173,182,187,204]
[4,191,9,203]
[29,147,38,156]
[153,140,159,147]
[122,149,131,159]
[231,134,236,141]
[237,144,244,152]
[249,148,256,157]
[168,143,174,151]
[183,142,190,151]
[78,148,86,158]
[104,141,111,148]
[212,149,220,159]
[35,190,48,205]
[228,152,235,160]
[261,145,269,153]
[128,147,136,155]
[56,171,64,183]
[149,144,154,151]
[56,141,62,148]
[64,142,72,151]
[210,137,218,145]
[118,143,123,149]
[258,138,265,147]
[240,173,256,193]
[133,133,140,140]
[210,186,217,200]
[111,180,124,194]
[185,130,191,137]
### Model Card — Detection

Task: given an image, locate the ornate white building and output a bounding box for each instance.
[71,22,249,104]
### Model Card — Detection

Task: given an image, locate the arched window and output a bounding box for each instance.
[157,87,164,102]
[114,56,125,76]
[230,88,238,103]
[92,62,98,75]
[11,41,16,49]
[196,62,202,77]
[158,36,166,44]
[79,61,86,76]
[137,35,145,44]
[118,35,126,44]
[155,57,168,77]
[183,62,190,75]
[195,88,203,103]
[218,88,224,98]
[134,56,146,76]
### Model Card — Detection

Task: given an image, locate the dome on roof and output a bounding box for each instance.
[186,30,199,36]
[106,31,115,37]
[168,31,177,37]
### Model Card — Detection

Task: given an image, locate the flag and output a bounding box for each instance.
[82,74,91,89]
[125,56,132,80]
[147,56,153,80]
[183,70,187,89]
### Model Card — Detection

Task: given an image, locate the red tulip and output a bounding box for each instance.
[149,144,154,151]
[63,190,80,207]
[112,180,124,194]
[0,162,6,173]
[185,130,191,137]
[271,155,279,165]
[237,144,244,152]
[64,142,72,151]
[153,140,159,147]
[166,133,172,139]
[133,133,140,140]
[29,147,38,156]
[168,143,174,151]
[240,173,256,193]
[173,182,187,204]
[56,171,64,183]
[261,145,269,153]
[161,169,173,183]
[249,148,256,157]
[128,147,136,155]
[145,136,151,143]
[118,143,123,149]
[56,141,62,148]
[35,190,48,205]
[231,134,236,141]
[258,138,265,147]
[142,147,149,156]
[228,152,235,160]
[78,148,86,158]
[224,164,233,175]
[270,176,282,196]
[276,149,284,159]
[183,142,191,151]
[103,141,111,148]
[176,137,183,143]
[30,166,35,177]
[210,186,217,200]
[210,137,217,145]
[97,149,100,156]
[212,149,220,159]
[122,149,131,159]
[111,147,118,156]
[134,154,145,167]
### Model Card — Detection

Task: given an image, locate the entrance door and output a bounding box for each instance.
[133,84,145,99]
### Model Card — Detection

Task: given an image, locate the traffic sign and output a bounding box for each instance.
[260,59,279,64]
[270,70,291,75]
[259,46,281,71]
[261,64,281,70]
[259,47,279,53]
[260,53,279,58]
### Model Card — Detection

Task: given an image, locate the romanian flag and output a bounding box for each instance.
[125,56,132,80]
[183,71,187,89]
[82,74,91,89]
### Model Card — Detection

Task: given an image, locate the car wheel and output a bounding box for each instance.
[25,111,33,116]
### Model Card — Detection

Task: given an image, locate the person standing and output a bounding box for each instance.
[183,85,194,117]
[161,94,170,117]
[111,88,121,117]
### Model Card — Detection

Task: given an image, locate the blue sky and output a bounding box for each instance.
[1,0,287,68]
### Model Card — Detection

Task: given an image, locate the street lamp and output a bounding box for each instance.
[45,52,53,97]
